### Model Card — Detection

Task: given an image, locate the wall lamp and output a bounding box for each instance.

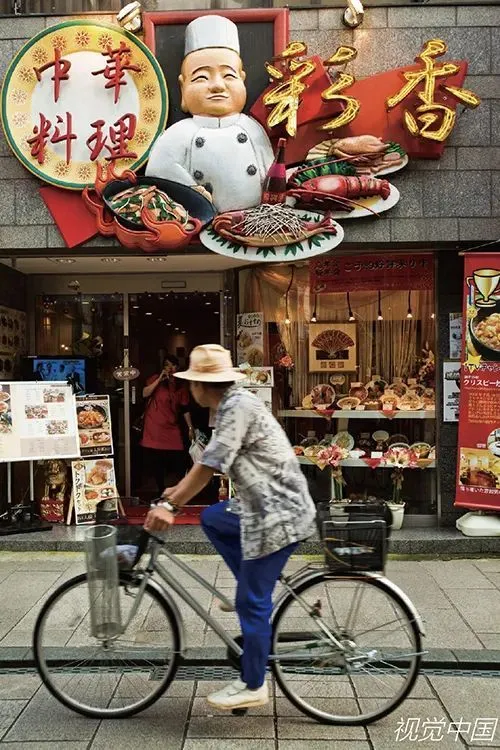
[343,0,364,29]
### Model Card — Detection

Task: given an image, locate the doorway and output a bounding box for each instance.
[127,291,222,502]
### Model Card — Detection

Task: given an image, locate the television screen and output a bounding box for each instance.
[31,358,87,390]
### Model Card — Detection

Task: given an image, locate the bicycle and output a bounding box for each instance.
[33,518,425,726]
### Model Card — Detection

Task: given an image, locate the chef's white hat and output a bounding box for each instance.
[184,15,240,57]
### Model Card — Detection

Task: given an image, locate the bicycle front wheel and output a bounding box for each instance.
[271,571,422,725]
[33,573,181,719]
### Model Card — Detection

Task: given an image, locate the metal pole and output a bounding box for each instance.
[123,294,131,498]
[29,460,35,508]
[7,462,12,507]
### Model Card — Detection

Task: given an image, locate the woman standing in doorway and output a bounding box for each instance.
[141,355,194,495]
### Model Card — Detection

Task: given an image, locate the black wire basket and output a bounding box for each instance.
[322,518,388,573]
[94,499,144,547]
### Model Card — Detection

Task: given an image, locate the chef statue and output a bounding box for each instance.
[145,15,274,213]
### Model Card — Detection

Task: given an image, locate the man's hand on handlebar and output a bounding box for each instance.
[145,505,176,532]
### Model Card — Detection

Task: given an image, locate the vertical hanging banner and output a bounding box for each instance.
[455,254,500,511]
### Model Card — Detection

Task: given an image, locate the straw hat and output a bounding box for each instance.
[175,344,247,383]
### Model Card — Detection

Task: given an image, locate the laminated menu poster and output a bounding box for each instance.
[76,395,113,458]
[236,313,264,366]
[0,381,79,462]
[71,457,118,524]
[455,254,500,511]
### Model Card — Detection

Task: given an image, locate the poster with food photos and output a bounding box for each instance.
[236,313,264,366]
[76,395,113,458]
[0,381,79,463]
[71,457,118,524]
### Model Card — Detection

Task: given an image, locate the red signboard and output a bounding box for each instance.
[310,253,434,293]
[455,253,500,511]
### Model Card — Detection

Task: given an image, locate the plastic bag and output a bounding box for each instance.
[189,429,209,463]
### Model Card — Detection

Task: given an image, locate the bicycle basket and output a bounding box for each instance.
[84,524,123,639]
[323,518,387,573]
[95,498,144,547]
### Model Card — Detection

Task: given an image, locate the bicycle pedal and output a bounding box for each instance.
[231,708,248,716]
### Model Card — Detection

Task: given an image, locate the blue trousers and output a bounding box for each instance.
[201,501,298,689]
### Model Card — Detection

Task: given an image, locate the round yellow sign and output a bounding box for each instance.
[1,20,168,190]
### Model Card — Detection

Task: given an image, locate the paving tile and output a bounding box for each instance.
[449,589,500,633]
[475,560,500,572]
[4,687,98,742]
[0,674,41,700]
[417,607,484,649]
[420,560,497,589]
[477,633,500,649]
[428,676,500,747]
[0,701,28,741]
[187,715,275,739]
[278,744,368,750]
[90,695,189,749]
[1,745,88,749]
[277,716,367,741]
[183,742,274,750]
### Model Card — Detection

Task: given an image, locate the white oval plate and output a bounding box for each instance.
[287,184,400,221]
[200,210,344,262]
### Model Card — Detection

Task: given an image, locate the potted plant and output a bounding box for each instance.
[382,446,418,530]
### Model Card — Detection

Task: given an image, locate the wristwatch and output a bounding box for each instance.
[158,500,180,515]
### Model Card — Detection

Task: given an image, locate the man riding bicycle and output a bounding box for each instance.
[145,344,316,711]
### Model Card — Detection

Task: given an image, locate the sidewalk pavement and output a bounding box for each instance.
[0,553,498,748]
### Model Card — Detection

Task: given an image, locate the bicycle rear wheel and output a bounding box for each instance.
[271,571,422,725]
[33,573,181,719]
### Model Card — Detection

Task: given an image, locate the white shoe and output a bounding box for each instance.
[206,679,269,710]
[216,598,236,612]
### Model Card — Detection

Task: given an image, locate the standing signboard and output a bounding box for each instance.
[455,255,500,511]
[236,312,264,366]
[0,381,79,462]
[76,395,113,458]
[71,457,118,524]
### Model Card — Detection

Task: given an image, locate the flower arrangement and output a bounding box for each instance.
[416,345,435,388]
[277,354,295,370]
[316,444,349,501]
[383,446,418,505]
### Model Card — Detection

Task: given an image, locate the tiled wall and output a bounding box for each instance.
[0,8,498,249]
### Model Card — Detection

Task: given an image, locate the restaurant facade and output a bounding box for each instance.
[0,1,498,532]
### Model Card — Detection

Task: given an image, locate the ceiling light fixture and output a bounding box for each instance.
[284,266,295,326]
[147,257,168,263]
[101,257,121,263]
[343,0,364,28]
[311,293,317,323]
[52,258,76,264]
[406,291,413,320]
[347,292,355,322]
[377,291,383,321]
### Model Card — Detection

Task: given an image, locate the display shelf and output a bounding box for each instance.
[297,457,436,469]
[279,409,435,420]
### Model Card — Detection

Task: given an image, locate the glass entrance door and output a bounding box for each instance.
[126,291,222,503]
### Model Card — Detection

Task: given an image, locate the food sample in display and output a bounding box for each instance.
[387,382,408,398]
[388,433,410,446]
[310,384,335,406]
[410,442,431,458]
[399,392,424,411]
[422,388,435,407]
[470,312,500,356]
[319,433,335,447]
[365,378,387,400]
[372,430,390,451]
[380,393,401,410]
[336,396,360,410]
[332,431,355,451]
[349,383,368,402]
[304,445,322,458]
[301,431,319,448]
[301,395,314,410]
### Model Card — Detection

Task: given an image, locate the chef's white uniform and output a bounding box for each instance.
[145,113,274,214]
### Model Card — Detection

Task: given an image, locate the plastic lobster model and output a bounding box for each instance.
[287,173,391,213]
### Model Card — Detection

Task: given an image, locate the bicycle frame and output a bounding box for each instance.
[119,539,350,660]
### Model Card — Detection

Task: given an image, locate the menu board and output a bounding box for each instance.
[0,381,79,463]
[72,457,118,524]
[76,395,113,458]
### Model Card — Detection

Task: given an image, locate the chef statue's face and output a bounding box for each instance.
[179,47,247,118]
